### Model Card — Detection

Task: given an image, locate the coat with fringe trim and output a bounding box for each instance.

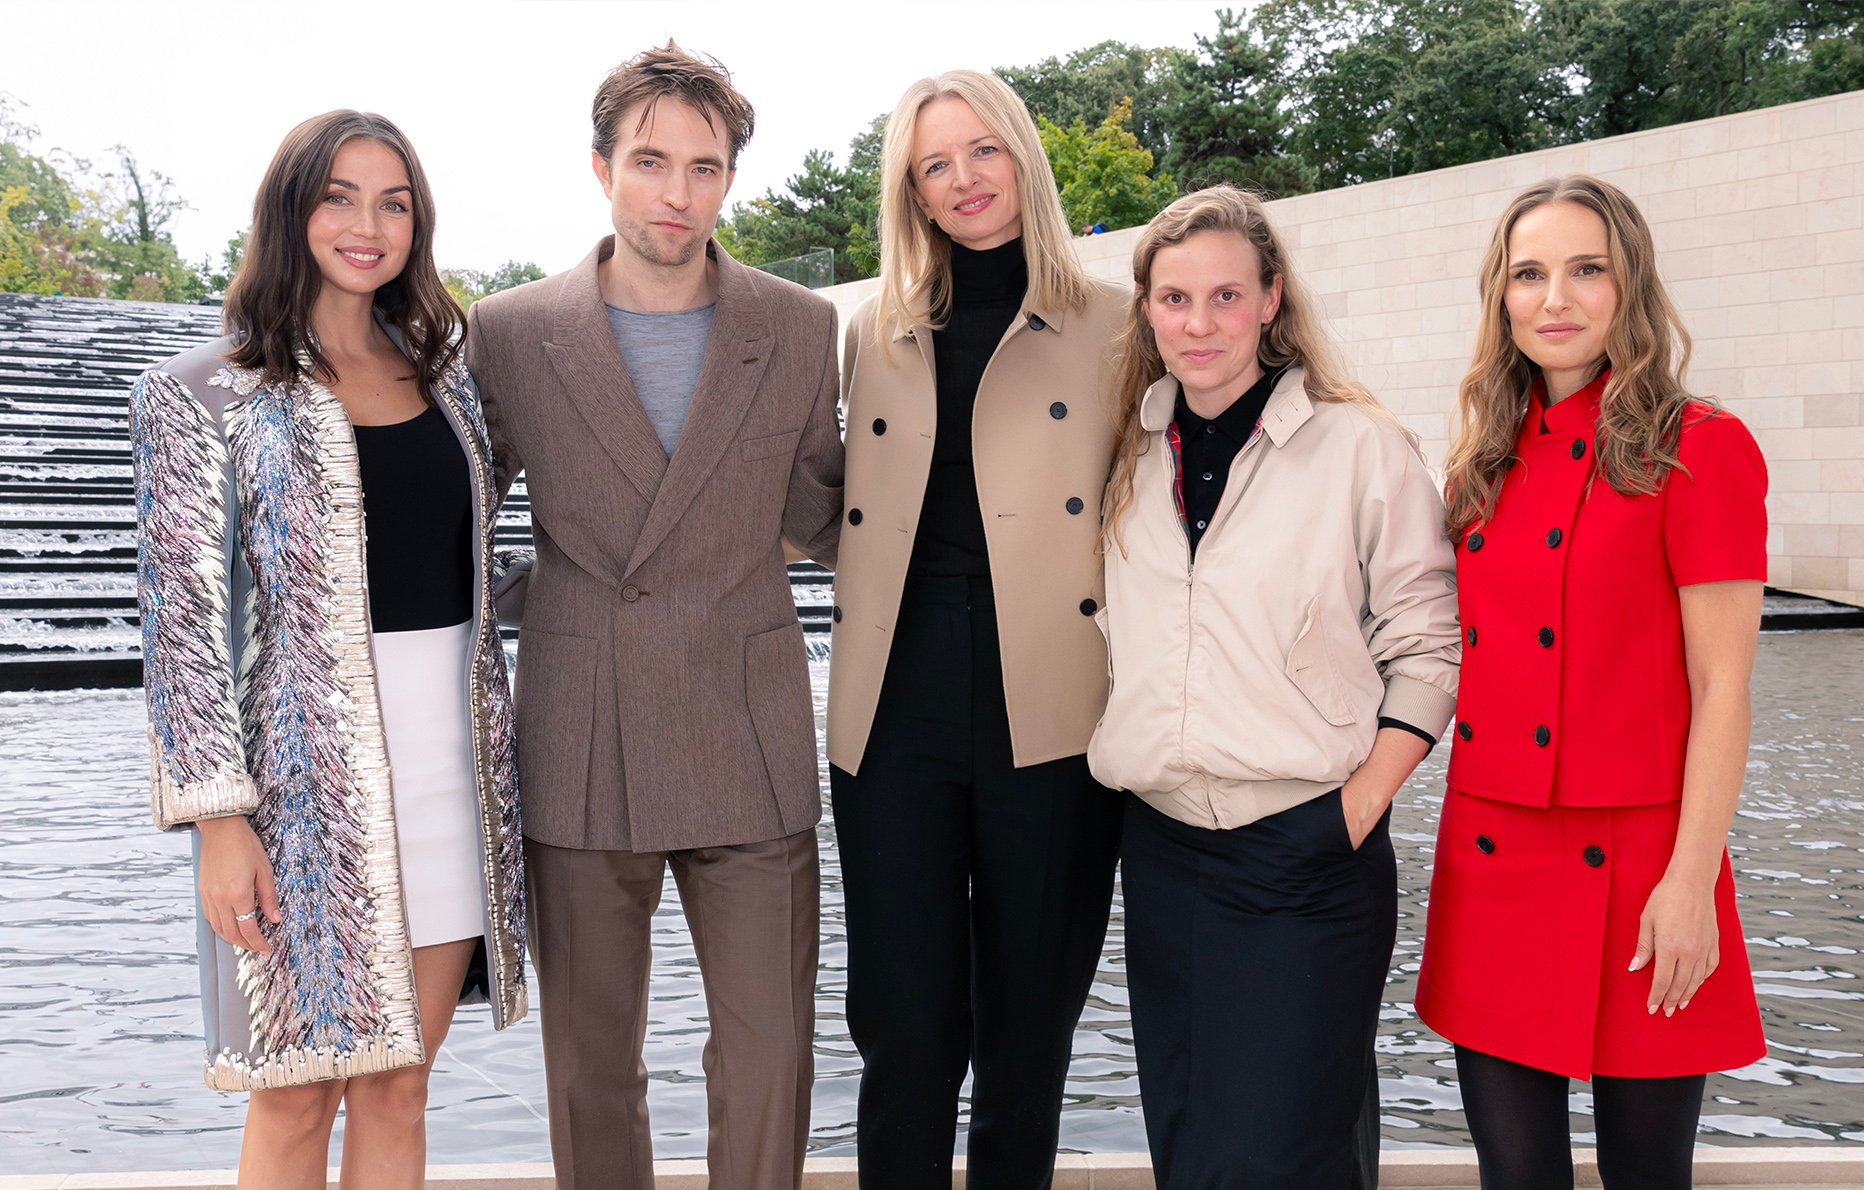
[129,335,527,1091]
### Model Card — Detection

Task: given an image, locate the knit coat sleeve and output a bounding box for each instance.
[129,367,258,829]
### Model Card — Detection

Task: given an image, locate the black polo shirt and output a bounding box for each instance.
[1171,365,1284,560]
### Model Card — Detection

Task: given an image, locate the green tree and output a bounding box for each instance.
[442,259,547,309]
[1160,7,1310,197]
[1263,0,1559,188]
[716,114,884,285]
[1038,98,1179,233]
[1542,0,1864,138]
[997,41,1189,165]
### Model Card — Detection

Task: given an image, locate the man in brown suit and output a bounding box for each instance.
[465,44,841,1190]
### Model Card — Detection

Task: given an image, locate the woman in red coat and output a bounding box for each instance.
[1416,175,1767,1189]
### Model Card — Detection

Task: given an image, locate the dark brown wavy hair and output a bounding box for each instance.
[1443,175,1700,537]
[222,110,462,389]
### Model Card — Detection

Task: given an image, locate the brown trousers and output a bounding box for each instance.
[525,830,819,1190]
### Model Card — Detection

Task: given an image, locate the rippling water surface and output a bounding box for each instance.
[2,632,1860,1173]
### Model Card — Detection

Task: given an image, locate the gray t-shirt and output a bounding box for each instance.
[606,302,716,457]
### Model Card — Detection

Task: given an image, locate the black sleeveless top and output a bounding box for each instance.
[353,404,473,632]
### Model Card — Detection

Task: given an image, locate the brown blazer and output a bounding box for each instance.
[467,238,843,852]
[826,279,1127,774]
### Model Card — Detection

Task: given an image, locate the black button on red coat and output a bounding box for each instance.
[1466,533,1484,552]
[1547,527,1563,548]
[1583,845,1606,868]
[1457,721,1473,741]
[1535,725,1551,747]
[1538,626,1555,647]
[1476,834,1495,854]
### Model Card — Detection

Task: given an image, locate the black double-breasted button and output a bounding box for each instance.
[1538,626,1555,647]
[1079,598,1097,616]
[1583,845,1606,868]
[832,605,843,623]
[847,508,863,525]
[1456,720,1473,741]
[1547,527,1563,548]
[1571,439,1587,460]
[1476,834,1495,854]
[1466,627,1478,646]
[872,418,887,436]
[1028,313,1047,332]
[1466,533,1485,552]
[1066,496,1085,515]
[1050,401,1068,420]
[1535,725,1551,747]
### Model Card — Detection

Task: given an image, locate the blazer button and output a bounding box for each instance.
[1456,720,1473,741]
[832,605,843,623]
[1547,527,1563,548]
[1465,532,1484,552]
[1050,401,1069,420]
[1538,626,1555,647]
[1466,626,1477,646]
[872,418,887,436]
[1535,724,1551,747]
[1583,845,1606,868]
[848,508,863,525]
[1476,834,1495,854]
[1079,598,1097,615]
[1571,439,1587,460]
[1027,313,1047,331]
[1066,496,1085,515]
[622,585,641,602]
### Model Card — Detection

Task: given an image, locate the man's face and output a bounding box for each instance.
[592,96,734,272]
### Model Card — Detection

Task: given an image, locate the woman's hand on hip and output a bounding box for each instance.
[195,815,281,953]
[1630,874,1720,1016]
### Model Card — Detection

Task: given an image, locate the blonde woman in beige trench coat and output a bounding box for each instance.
[824,68,1127,1188]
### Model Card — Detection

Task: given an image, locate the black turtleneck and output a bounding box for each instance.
[910,238,1028,578]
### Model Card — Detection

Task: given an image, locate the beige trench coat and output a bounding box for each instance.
[827,279,1128,774]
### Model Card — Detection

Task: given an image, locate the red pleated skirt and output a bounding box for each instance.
[1415,789,1765,1080]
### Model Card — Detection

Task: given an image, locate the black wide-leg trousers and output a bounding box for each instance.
[830,575,1124,1190]
[1122,790,1398,1189]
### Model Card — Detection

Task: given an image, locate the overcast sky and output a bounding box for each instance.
[3,0,1232,274]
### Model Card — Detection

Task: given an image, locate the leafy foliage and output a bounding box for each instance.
[997,40,1188,165]
[1159,8,1309,197]
[443,259,547,309]
[715,115,885,285]
[1038,99,1180,233]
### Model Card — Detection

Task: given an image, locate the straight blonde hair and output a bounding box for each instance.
[1443,175,1700,537]
[869,70,1093,346]
[1101,185,1394,551]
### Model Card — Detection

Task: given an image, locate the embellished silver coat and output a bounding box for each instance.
[129,334,527,1091]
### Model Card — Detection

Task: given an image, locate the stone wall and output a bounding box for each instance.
[822,90,1864,605]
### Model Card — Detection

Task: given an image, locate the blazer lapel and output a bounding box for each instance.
[624,244,773,577]
[542,240,669,504]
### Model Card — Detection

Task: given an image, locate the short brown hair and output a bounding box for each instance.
[591,42,755,168]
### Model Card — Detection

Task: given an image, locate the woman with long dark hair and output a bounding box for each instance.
[129,110,525,1189]
[825,69,1127,1187]
[1417,175,1768,1189]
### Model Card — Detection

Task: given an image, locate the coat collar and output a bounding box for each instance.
[542,235,777,579]
[1141,365,1312,446]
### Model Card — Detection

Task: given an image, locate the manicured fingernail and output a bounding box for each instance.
[1648,1004,1658,1014]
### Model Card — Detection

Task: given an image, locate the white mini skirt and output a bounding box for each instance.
[372,621,486,949]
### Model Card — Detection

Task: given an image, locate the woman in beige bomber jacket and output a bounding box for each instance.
[1088,187,1460,1188]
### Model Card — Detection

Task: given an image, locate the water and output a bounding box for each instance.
[2,632,1861,1173]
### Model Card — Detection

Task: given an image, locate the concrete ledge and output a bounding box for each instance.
[6,1148,1864,1189]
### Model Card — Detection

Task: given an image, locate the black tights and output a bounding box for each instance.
[1455,1046,1707,1190]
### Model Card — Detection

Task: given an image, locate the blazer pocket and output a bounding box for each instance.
[740,428,804,462]
[1285,597,1360,727]
[743,621,818,821]
[515,628,596,804]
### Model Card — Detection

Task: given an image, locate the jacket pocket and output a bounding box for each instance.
[1285,597,1359,727]
[744,621,819,830]
[515,628,596,808]
[740,428,804,462]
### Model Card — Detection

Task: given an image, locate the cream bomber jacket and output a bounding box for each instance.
[1087,367,1462,831]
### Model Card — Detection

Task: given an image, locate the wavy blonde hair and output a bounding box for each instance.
[1443,175,1701,537]
[868,69,1093,347]
[1101,185,1392,551]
